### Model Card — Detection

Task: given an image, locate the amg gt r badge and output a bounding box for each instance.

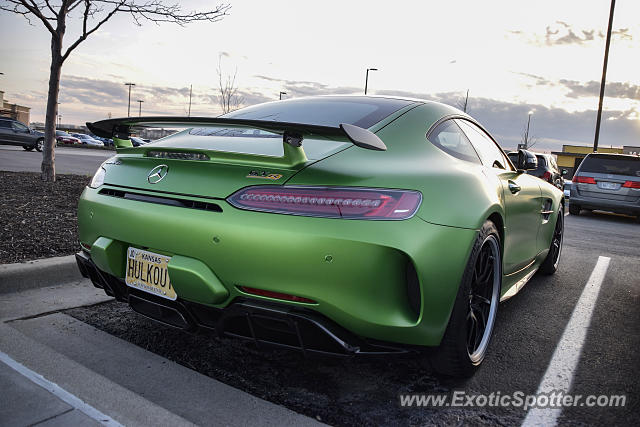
[247,170,282,180]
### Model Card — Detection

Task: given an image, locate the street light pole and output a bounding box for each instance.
[124,82,136,117]
[593,0,616,152]
[279,91,287,100]
[137,100,144,117]
[188,84,192,117]
[364,68,378,95]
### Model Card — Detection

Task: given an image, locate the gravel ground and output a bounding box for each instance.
[0,171,89,263]
[67,301,523,426]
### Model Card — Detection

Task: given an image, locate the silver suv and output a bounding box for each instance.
[570,153,640,218]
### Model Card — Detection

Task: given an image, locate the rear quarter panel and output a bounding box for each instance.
[288,103,504,231]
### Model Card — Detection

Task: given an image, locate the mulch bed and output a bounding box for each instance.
[0,171,89,264]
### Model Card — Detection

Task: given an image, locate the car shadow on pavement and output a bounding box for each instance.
[66,301,525,426]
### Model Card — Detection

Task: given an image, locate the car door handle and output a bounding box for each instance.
[508,181,521,194]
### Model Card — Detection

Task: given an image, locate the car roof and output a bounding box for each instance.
[586,152,639,160]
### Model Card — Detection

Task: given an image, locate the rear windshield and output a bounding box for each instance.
[579,155,640,176]
[222,96,416,129]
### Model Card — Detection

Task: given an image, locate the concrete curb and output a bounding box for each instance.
[0,255,81,294]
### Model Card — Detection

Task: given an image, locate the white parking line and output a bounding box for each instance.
[0,351,122,426]
[521,256,610,427]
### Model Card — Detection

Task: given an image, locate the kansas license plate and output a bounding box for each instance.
[125,247,176,300]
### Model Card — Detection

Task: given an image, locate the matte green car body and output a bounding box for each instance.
[77,98,563,349]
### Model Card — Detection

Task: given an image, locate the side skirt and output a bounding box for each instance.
[499,255,542,302]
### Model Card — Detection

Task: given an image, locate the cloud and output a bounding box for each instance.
[253,75,360,98]
[11,75,639,153]
[512,21,633,46]
[513,73,640,101]
[375,89,638,151]
[557,79,640,100]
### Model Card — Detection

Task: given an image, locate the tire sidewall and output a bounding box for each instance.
[430,221,502,377]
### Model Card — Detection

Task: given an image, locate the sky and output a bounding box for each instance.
[0,0,639,151]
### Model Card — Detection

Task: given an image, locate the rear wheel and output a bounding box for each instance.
[539,210,563,275]
[429,221,501,377]
[569,204,580,215]
[35,138,44,152]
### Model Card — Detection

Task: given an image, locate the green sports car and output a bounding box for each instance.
[77,96,564,377]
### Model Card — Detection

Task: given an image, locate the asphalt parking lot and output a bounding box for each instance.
[0,145,112,175]
[63,209,639,426]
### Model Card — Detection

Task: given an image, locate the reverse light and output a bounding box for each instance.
[574,176,596,184]
[622,180,640,189]
[227,186,422,220]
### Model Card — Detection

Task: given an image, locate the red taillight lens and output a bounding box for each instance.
[228,186,422,220]
[574,176,596,184]
[542,171,552,182]
[623,180,640,189]
[239,286,316,304]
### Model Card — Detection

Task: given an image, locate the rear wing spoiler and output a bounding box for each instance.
[86,117,387,152]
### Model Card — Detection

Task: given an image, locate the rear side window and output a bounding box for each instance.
[427,120,481,164]
[456,119,511,170]
[579,155,640,177]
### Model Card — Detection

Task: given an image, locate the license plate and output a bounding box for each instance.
[125,247,176,300]
[599,181,617,190]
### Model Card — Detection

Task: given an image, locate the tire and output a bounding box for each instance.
[539,210,563,275]
[429,221,502,377]
[35,138,44,152]
[569,204,580,215]
[23,145,34,151]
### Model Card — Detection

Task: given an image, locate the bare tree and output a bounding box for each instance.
[217,55,243,114]
[0,1,230,182]
[520,112,541,149]
[456,89,469,113]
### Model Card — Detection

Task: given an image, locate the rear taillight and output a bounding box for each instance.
[574,176,596,184]
[227,186,422,220]
[623,180,640,189]
[542,171,552,182]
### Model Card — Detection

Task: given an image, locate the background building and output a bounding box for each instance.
[0,90,31,125]
[553,145,630,178]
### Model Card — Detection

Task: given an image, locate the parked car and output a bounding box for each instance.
[0,117,44,151]
[79,96,564,378]
[56,130,81,145]
[507,152,564,189]
[569,153,640,218]
[72,133,104,146]
[91,135,114,146]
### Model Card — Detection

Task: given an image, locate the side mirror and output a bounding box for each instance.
[516,149,538,171]
[562,169,568,176]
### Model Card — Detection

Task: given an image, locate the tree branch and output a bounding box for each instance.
[61,0,122,62]
[7,0,57,34]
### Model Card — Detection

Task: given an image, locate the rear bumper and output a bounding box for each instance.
[570,193,640,215]
[77,186,478,346]
[76,251,409,356]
